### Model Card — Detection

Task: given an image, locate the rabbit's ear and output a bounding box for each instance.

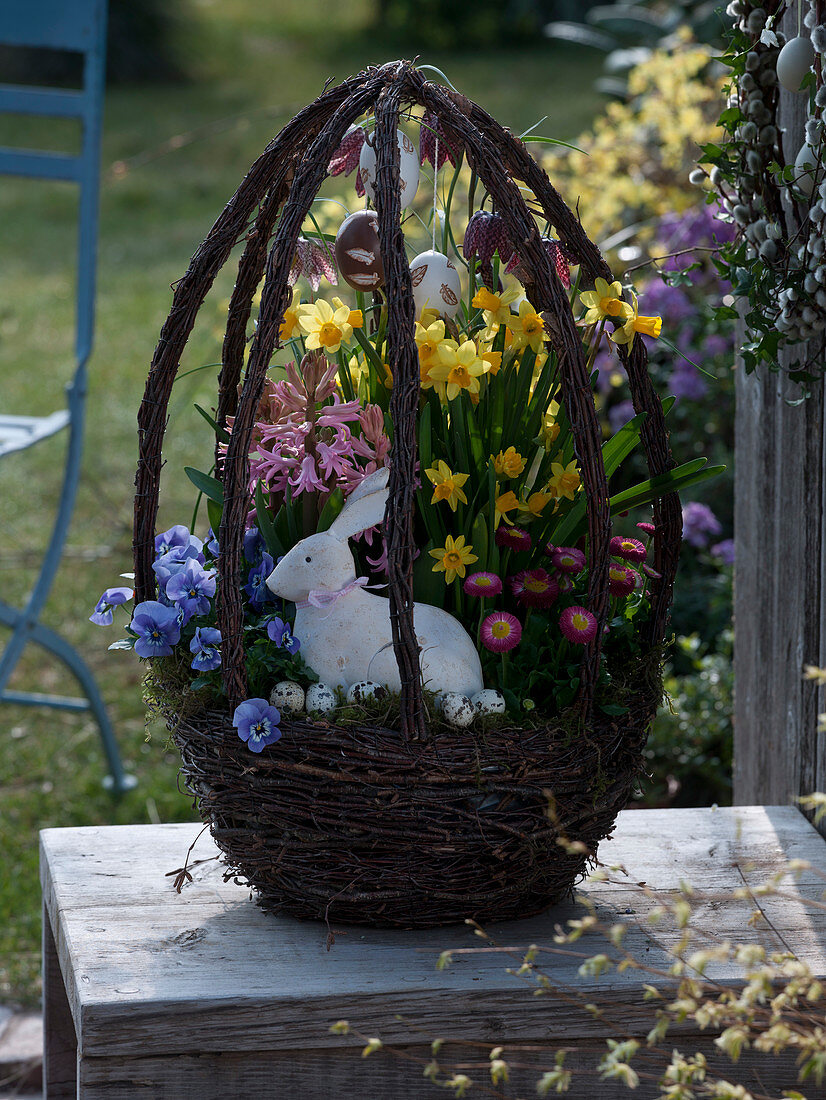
[329,470,389,541]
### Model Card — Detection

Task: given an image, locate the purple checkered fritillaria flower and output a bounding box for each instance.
[266,616,300,654]
[463,211,513,290]
[190,627,222,672]
[233,698,282,754]
[244,552,275,609]
[682,502,722,549]
[89,586,134,626]
[327,124,366,178]
[506,237,572,290]
[165,558,217,619]
[419,109,461,170]
[288,237,337,293]
[129,601,181,658]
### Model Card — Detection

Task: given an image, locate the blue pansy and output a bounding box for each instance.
[232,698,282,753]
[130,601,181,658]
[266,616,300,654]
[244,552,275,609]
[190,626,222,671]
[89,586,133,626]
[153,543,205,586]
[154,525,203,559]
[243,528,266,565]
[165,558,216,618]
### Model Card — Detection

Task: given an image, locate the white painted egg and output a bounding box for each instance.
[794,141,820,197]
[777,36,815,93]
[409,249,462,318]
[472,689,506,717]
[440,692,475,728]
[305,682,337,716]
[346,680,387,705]
[269,681,305,714]
[358,128,419,210]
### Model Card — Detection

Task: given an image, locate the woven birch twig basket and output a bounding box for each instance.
[133,61,681,928]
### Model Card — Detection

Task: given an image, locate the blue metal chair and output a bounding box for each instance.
[0,0,135,794]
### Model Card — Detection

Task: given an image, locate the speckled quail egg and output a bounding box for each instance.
[472,689,506,717]
[776,36,815,93]
[305,682,337,716]
[346,680,387,705]
[440,692,476,728]
[269,681,305,714]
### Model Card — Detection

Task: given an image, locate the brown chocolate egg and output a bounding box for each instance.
[334,209,385,291]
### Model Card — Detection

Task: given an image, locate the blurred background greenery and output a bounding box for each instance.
[0,0,733,1007]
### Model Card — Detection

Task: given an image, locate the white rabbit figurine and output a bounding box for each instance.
[266,468,484,698]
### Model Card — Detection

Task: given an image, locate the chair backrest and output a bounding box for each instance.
[0,0,108,367]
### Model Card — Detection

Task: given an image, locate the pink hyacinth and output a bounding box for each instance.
[610,535,647,563]
[495,525,532,552]
[481,611,522,653]
[608,563,638,597]
[559,606,597,644]
[463,571,503,598]
[510,568,559,609]
[552,546,586,574]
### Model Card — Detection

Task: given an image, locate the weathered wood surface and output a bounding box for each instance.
[734,7,826,828]
[41,807,826,1098]
[41,907,75,1100]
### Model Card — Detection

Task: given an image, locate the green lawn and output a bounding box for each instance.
[0,0,605,1007]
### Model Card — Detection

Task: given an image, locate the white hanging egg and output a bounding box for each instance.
[472,689,506,717]
[358,129,420,209]
[777,36,815,92]
[409,249,462,318]
[346,680,387,705]
[440,692,476,728]
[269,681,305,714]
[794,141,820,197]
[305,682,337,716]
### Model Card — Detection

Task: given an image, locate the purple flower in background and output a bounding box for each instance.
[154,525,203,559]
[608,399,637,433]
[130,601,181,658]
[165,558,217,618]
[711,539,735,566]
[153,543,205,586]
[89,586,133,626]
[190,626,222,672]
[682,502,722,549]
[702,333,732,359]
[266,616,300,654]
[244,552,275,609]
[593,348,626,395]
[638,280,693,324]
[669,360,708,402]
[233,698,282,753]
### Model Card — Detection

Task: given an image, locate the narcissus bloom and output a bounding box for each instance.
[609,293,662,348]
[494,488,520,527]
[472,279,523,326]
[559,606,598,644]
[298,299,354,354]
[463,571,503,597]
[425,460,469,512]
[428,340,487,400]
[509,300,547,353]
[331,296,364,330]
[429,535,478,584]
[278,286,303,342]
[547,460,581,501]
[579,278,634,325]
[493,446,526,479]
[481,610,522,652]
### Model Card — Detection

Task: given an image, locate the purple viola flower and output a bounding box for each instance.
[682,502,722,549]
[711,538,735,566]
[130,601,181,658]
[244,552,275,609]
[232,698,282,753]
[243,528,266,566]
[89,586,133,626]
[190,626,222,672]
[154,525,203,559]
[153,543,205,586]
[205,527,220,558]
[165,558,217,618]
[266,616,300,654]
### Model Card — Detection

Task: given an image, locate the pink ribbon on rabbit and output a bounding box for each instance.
[296,575,386,611]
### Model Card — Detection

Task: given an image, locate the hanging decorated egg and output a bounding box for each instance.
[409,249,462,318]
[358,128,420,209]
[794,141,820,197]
[334,210,384,291]
[776,36,815,93]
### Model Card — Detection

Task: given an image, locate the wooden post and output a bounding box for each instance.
[734,5,826,828]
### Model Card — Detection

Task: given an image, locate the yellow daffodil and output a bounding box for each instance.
[518,491,553,521]
[492,447,526,479]
[472,278,523,326]
[425,460,469,512]
[415,318,450,368]
[579,278,634,326]
[541,401,561,451]
[428,340,487,401]
[331,296,364,330]
[547,460,581,502]
[494,488,520,527]
[508,300,547,353]
[298,299,354,353]
[480,349,502,375]
[279,286,302,342]
[608,293,663,349]
[429,535,478,584]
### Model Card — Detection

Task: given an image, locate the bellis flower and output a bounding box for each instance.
[552,547,586,574]
[510,568,559,609]
[130,601,181,658]
[480,611,522,653]
[559,606,598,645]
[463,572,503,598]
[610,536,647,563]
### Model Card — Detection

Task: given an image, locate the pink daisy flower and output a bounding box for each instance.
[510,568,559,608]
[609,535,647,563]
[559,606,598,644]
[641,563,662,579]
[481,611,522,653]
[463,571,503,598]
[608,563,638,596]
[636,522,656,537]
[552,546,586,574]
[556,573,575,594]
[495,525,532,552]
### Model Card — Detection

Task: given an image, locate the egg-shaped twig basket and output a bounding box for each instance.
[134,61,681,928]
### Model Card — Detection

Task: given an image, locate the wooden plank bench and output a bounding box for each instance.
[40,806,826,1099]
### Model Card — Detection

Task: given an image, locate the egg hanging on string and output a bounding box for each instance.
[358,128,420,209]
[776,36,815,92]
[334,209,385,291]
[409,249,462,318]
[794,141,820,197]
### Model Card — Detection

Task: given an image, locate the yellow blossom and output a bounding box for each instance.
[428,340,487,401]
[415,318,450,368]
[480,349,502,375]
[509,300,547,353]
[609,293,663,349]
[298,299,354,353]
[492,447,526,479]
[519,491,553,521]
[472,278,523,326]
[279,286,302,342]
[542,401,561,451]
[579,278,635,326]
[331,296,364,330]
[547,460,581,501]
[494,488,520,527]
[425,460,469,512]
[429,535,478,584]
